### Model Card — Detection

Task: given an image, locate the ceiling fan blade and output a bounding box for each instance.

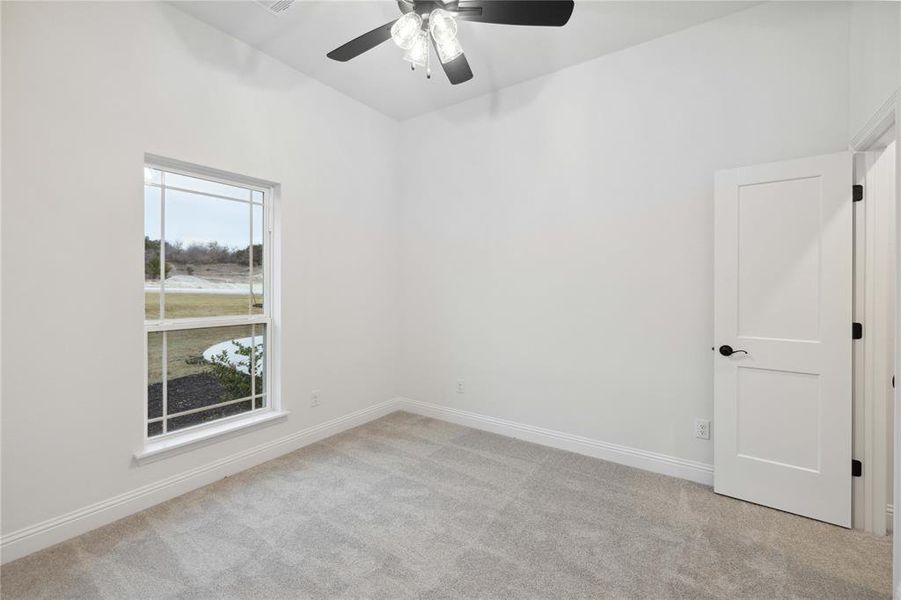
[437,52,473,85]
[327,21,395,62]
[455,1,574,26]
[431,36,473,85]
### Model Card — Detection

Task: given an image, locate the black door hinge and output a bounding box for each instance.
[852,459,862,477]
[853,184,864,202]
[853,322,863,340]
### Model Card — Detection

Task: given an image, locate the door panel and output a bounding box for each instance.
[737,177,821,340]
[714,152,852,527]
[737,367,820,471]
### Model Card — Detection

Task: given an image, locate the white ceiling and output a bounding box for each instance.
[171,1,757,120]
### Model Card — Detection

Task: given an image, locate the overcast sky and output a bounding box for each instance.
[145,187,262,249]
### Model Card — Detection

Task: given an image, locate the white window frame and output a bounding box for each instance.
[138,155,284,462]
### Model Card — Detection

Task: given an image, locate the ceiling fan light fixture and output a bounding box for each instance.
[428,8,457,44]
[390,12,422,49]
[435,36,463,64]
[403,30,430,67]
[326,1,575,85]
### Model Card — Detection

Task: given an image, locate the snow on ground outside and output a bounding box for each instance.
[202,336,263,374]
[145,274,262,295]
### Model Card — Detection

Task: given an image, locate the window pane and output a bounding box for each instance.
[252,323,266,397]
[147,421,163,437]
[164,189,252,318]
[165,325,255,420]
[251,190,263,204]
[254,396,266,410]
[144,186,162,320]
[251,203,264,315]
[147,332,164,420]
[165,172,250,201]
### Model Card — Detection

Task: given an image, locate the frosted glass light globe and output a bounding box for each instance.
[435,36,463,64]
[391,12,423,50]
[403,30,429,67]
[429,9,457,44]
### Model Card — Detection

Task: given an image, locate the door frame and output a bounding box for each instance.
[852,141,896,535]
[850,88,901,597]
[891,90,901,598]
[850,92,898,539]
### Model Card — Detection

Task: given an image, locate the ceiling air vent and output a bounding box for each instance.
[254,0,296,16]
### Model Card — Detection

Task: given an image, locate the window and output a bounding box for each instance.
[144,161,273,440]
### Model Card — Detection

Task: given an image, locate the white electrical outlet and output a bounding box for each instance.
[455,379,465,394]
[695,418,710,440]
[311,389,321,407]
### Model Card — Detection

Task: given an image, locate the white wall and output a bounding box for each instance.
[397,2,851,468]
[849,1,901,143]
[1,0,399,544]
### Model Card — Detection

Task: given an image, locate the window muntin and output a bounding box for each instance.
[144,165,271,439]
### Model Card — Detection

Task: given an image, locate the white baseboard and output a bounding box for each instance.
[395,398,714,486]
[0,398,399,565]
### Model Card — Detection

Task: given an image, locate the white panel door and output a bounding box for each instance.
[714,152,853,527]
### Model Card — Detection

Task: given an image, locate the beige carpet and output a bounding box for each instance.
[0,411,892,599]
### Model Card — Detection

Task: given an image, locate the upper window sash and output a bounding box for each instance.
[144,166,270,323]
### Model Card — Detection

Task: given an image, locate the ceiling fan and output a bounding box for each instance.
[326,0,575,85]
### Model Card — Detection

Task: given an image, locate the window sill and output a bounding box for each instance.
[134,410,289,464]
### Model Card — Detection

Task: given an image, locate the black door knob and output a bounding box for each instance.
[719,345,748,357]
